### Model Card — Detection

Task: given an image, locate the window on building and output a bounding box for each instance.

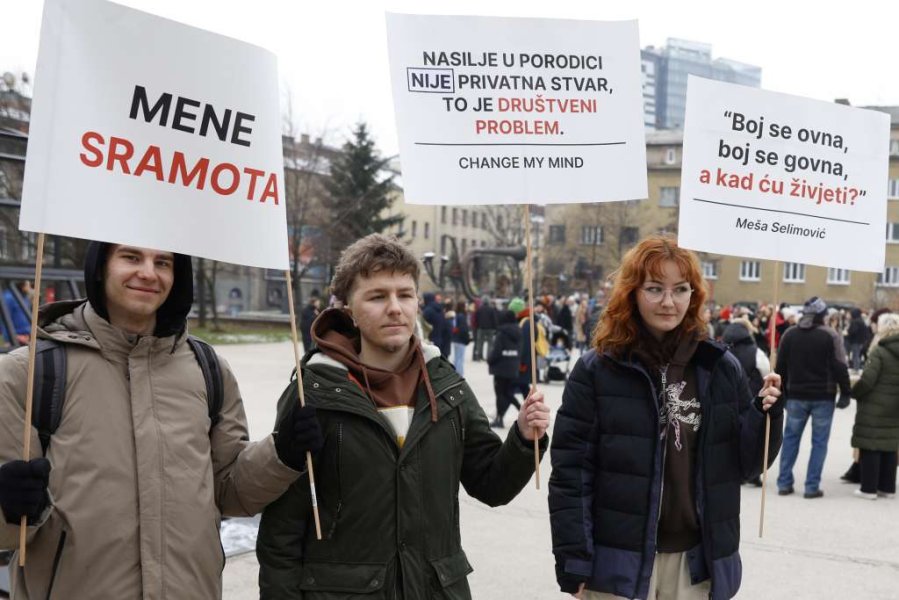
[471,212,477,228]
[659,186,679,207]
[887,222,899,242]
[665,147,676,165]
[424,222,430,239]
[783,262,805,283]
[440,236,447,255]
[441,206,447,224]
[739,260,760,281]
[620,226,639,246]
[461,239,468,254]
[20,232,37,261]
[480,240,486,248]
[0,170,10,197]
[496,215,503,230]
[826,268,850,285]
[0,225,8,259]
[890,179,899,199]
[462,210,468,227]
[548,225,566,244]
[580,225,603,245]
[411,220,417,238]
[891,139,899,156]
[452,208,458,226]
[701,261,718,280]
[481,212,488,230]
[877,266,899,287]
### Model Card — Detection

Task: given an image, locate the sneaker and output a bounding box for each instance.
[877,491,895,499]
[854,490,878,500]
[489,417,503,429]
[777,487,794,496]
[803,490,824,499]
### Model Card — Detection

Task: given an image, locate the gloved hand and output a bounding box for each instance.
[836,394,851,409]
[275,404,324,471]
[0,458,52,525]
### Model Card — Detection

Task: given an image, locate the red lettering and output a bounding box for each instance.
[79,131,104,167]
[107,137,134,173]
[211,163,240,195]
[260,173,279,205]
[168,152,208,189]
[133,145,164,181]
[243,167,265,200]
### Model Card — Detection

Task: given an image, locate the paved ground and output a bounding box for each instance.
[216,341,899,599]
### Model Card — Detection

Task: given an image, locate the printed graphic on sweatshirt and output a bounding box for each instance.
[659,370,701,452]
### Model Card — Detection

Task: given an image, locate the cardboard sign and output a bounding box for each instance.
[385,13,648,205]
[20,0,288,269]
[679,76,889,272]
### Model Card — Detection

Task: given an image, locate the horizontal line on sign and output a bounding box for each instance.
[414,142,627,147]
[692,198,870,226]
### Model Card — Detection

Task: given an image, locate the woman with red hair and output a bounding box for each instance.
[549,235,784,600]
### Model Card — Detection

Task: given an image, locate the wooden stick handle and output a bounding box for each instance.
[285,269,322,540]
[19,232,46,566]
[523,205,540,489]
[759,260,780,538]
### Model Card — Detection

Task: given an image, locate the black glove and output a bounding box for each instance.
[0,458,51,525]
[836,394,850,409]
[275,404,324,471]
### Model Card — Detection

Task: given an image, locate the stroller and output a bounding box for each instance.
[545,326,572,382]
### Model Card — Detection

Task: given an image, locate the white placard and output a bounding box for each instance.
[385,14,648,206]
[679,76,889,272]
[20,0,288,270]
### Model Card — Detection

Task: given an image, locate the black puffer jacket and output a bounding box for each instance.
[549,341,783,600]
[488,322,521,380]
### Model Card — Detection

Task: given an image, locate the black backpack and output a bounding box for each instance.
[31,336,224,455]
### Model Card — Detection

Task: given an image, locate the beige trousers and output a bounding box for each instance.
[582,552,711,600]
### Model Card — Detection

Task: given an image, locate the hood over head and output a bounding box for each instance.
[84,241,194,338]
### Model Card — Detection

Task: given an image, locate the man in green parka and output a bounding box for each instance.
[257,233,550,599]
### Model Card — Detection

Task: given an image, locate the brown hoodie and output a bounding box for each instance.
[311,309,438,445]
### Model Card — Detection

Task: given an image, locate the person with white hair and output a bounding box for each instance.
[849,312,899,500]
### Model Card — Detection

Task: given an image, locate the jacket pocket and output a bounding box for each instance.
[299,561,388,597]
[429,550,473,599]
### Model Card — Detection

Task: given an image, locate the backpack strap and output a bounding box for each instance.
[187,336,224,428]
[31,339,67,456]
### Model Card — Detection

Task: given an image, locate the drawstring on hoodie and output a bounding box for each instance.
[417,347,439,422]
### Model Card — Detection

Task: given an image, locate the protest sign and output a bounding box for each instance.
[20,0,288,270]
[679,76,889,272]
[385,13,647,205]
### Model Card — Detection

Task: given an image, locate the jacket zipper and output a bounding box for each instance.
[327,422,344,540]
[45,529,67,600]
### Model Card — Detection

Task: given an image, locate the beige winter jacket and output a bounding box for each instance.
[0,302,298,599]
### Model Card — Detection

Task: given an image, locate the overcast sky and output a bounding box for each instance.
[2,1,895,155]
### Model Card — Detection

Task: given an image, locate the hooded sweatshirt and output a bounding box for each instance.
[310,308,438,447]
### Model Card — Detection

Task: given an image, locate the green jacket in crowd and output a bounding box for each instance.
[257,343,547,599]
[851,333,899,452]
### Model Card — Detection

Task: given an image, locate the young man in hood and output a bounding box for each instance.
[0,242,318,599]
[257,233,550,599]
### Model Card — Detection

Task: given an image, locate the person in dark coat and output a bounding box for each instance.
[257,234,549,599]
[474,295,498,361]
[846,308,868,371]
[849,313,899,499]
[548,235,783,600]
[421,292,447,356]
[487,310,522,428]
[775,296,851,498]
[300,297,321,352]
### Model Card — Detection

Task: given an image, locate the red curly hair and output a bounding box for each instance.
[592,235,708,356]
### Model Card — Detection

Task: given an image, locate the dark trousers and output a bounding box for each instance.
[494,377,521,420]
[859,449,898,494]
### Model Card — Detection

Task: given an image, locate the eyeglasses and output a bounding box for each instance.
[640,285,693,304]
